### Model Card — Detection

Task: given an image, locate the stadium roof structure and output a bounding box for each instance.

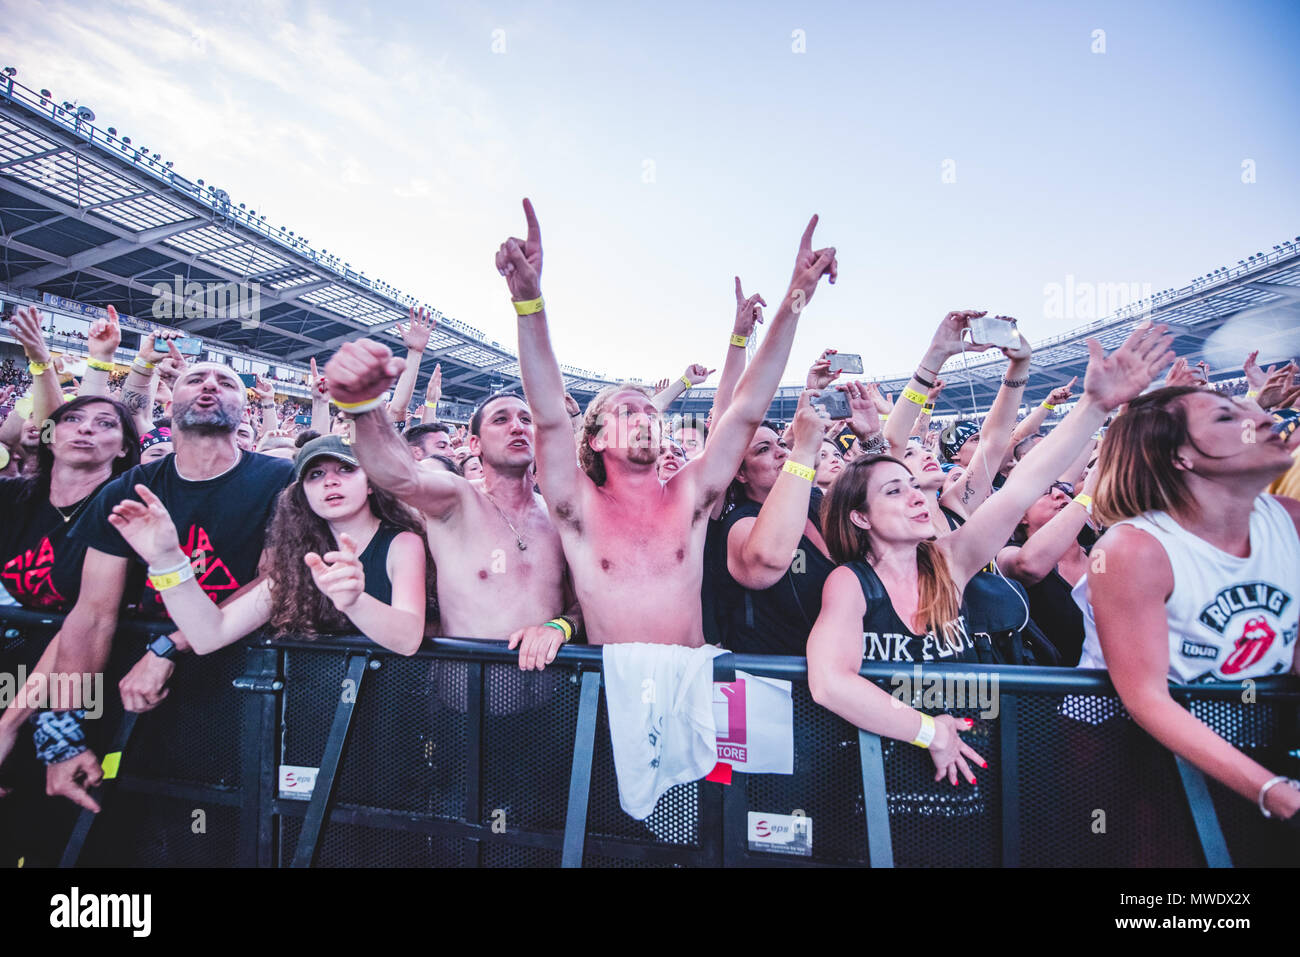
[2,72,1298,422]
[0,73,618,408]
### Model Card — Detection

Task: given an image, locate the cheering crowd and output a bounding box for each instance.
[1,200,1299,857]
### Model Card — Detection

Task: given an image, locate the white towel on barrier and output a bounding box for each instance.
[601,642,725,820]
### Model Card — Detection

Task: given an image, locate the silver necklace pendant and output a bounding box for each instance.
[517,541,527,551]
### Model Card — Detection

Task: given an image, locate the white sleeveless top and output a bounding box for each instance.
[1072,495,1300,683]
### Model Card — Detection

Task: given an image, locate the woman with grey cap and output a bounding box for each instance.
[104,433,431,655]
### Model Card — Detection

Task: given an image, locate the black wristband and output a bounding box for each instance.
[912,370,936,389]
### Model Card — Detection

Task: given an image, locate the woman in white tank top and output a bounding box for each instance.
[1080,384,1300,824]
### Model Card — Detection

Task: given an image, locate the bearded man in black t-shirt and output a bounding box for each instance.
[0,362,292,811]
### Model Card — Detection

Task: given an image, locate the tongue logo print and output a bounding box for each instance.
[1221,616,1276,675]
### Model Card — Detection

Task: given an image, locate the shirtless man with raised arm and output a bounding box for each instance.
[496,198,837,646]
[321,350,580,671]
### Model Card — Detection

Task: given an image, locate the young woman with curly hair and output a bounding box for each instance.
[104,434,430,655]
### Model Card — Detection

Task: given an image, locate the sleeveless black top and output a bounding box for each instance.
[357,523,404,605]
[844,560,981,664]
[717,489,835,656]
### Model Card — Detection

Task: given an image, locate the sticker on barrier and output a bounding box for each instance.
[712,672,794,775]
[748,811,813,856]
[278,765,318,801]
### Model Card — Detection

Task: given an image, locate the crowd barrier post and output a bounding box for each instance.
[58,711,139,868]
[1174,756,1233,868]
[857,730,893,867]
[561,669,603,868]
[998,692,1020,868]
[235,643,284,867]
[291,651,373,868]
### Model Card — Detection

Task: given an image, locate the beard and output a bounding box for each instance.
[174,396,241,434]
[626,442,658,466]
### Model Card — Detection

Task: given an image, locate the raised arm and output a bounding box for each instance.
[1090,525,1300,820]
[884,310,989,455]
[997,463,1098,585]
[418,362,442,424]
[324,341,466,520]
[79,306,122,398]
[727,392,830,589]
[943,322,1175,585]
[1012,377,1075,446]
[711,277,765,422]
[499,199,587,510]
[692,216,837,499]
[8,306,63,430]
[940,320,1031,518]
[652,364,713,413]
[388,307,432,424]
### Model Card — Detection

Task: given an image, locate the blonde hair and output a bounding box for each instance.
[578,382,654,486]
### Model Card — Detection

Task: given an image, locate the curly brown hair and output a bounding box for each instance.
[578,382,654,487]
[260,474,435,637]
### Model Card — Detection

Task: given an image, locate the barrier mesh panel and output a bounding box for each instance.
[481,663,579,833]
[482,842,562,867]
[80,792,240,867]
[586,685,701,852]
[281,653,468,819]
[1018,693,1200,866]
[744,683,868,865]
[121,641,246,787]
[280,814,466,867]
[881,697,998,868]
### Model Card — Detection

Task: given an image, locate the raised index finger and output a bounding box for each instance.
[799,214,819,253]
[522,198,541,245]
[734,275,743,301]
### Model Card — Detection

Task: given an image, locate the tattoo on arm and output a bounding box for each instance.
[120,389,149,414]
[960,476,976,505]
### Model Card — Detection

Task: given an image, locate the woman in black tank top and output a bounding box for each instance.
[807,324,1169,785]
[995,467,1100,666]
[102,435,433,655]
[716,397,838,655]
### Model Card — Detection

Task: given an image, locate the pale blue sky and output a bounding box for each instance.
[4,0,1298,385]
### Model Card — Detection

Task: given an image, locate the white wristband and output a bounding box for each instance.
[1258,776,1299,818]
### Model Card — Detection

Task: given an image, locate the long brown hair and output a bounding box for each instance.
[822,455,962,638]
[261,473,434,637]
[578,382,652,487]
[1092,385,1202,527]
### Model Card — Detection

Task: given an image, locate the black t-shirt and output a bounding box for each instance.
[0,477,111,611]
[1023,568,1085,667]
[845,560,980,664]
[716,489,835,656]
[69,451,294,616]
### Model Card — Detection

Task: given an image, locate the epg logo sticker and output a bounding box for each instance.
[747,811,812,856]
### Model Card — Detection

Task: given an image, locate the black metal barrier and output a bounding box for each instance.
[2,606,1298,867]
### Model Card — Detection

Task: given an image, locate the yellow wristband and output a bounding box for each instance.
[333,395,385,413]
[901,387,928,407]
[149,564,194,592]
[1246,390,1259,400]
[133,357,156,371]
[1041,402,1056,411]
[729,333,748,348]
[425,400,438,409]
[28,361,51,376]
[911,713,936,749]
[86,358,115,372]
[1073,493,1093,510]
[543,619,573,642]
[922,402,935,414]
[512,296,545,316]
[680,376,693,389]
[782,460,816,482]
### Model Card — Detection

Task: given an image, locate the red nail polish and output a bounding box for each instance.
[971,777,977,785]
[981,762,988,768]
